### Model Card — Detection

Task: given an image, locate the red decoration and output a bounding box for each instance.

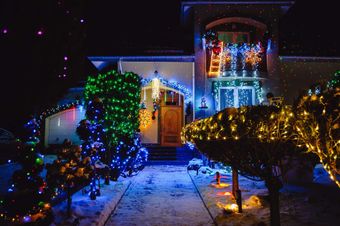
[212,46,221,55]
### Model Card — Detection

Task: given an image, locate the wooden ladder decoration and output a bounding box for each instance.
[208,42,224,78]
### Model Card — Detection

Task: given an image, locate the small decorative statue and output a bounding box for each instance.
[199,96,208,109]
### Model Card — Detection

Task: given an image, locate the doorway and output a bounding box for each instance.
[160,105,183,147]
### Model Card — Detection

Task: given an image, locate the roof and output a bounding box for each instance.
[88,55,195,70]
[181,0,294,5]
[89,55,195,63]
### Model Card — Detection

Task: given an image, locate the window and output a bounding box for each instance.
[217,32,250,44]
[219,86,255,110]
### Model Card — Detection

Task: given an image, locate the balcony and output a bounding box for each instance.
[207,42,265,79]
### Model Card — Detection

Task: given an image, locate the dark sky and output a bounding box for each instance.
[0,0,339,134]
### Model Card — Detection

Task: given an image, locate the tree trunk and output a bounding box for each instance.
[67,184,72,218]
[232,167,239,198]
[268,185,281,226]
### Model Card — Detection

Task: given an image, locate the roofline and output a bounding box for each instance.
[180,1,295,24]
[88,55,195,62]
[280,56,340,63]
[181,1,295,6]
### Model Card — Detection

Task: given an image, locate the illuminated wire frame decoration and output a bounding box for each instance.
[151,77,161,101]
[141,76,192,101]
[209,41,224,77]
[139,109,152,128]
[204,30,264,78]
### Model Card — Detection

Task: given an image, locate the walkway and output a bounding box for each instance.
[105,165,214,226]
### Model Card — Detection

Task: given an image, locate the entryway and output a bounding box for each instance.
[140,85,185,147]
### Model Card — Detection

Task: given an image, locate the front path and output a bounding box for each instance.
[106,165,214,226]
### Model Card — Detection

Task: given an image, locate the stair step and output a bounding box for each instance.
[146,146,195,164]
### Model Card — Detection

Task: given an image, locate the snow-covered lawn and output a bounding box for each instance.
[0,155,56,195]
[52,178,132,226]
[189,165,340,226]
[106,165,214,226]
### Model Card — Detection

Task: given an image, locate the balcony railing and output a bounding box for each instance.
[207,42,265,78]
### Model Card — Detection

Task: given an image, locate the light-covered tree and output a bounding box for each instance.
[182,105,298,226]
[295,72,340,187]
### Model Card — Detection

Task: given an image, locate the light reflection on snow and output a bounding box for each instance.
[210,182,230,188]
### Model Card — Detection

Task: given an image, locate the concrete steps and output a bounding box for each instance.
[146,146,196,165]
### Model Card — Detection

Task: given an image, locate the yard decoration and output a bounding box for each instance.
[84,70,147,179]
[182,105,298,226]
[0,117,52,225]
[295,71,340,188]
[46,144,93,215]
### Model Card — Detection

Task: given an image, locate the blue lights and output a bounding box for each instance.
[141,76,192,101]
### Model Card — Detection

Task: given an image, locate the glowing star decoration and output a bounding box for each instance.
[246,43,262,70]
[151,77,161,101]
[139,109,152,128]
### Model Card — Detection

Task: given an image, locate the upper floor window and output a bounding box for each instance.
[217,32,250,44]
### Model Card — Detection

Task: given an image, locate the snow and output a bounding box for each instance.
[2,157,340,226]
[189,166,340,226]
[51,178,131,226]
[105,165,214,226]
[0,155,57,195]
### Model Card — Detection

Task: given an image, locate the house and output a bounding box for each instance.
[44,0,340,147]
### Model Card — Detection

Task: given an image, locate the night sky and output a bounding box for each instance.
[0,0,339,134]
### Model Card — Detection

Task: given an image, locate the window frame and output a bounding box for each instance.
[217,31,250,43]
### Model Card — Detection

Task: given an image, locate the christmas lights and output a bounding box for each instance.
[182,105,297,226]
[213,80,263,110]
[141,76,192,101]
[139,109,152,128]
[84,70,147,179]
[206,41,264,77]
[295,72,340,188]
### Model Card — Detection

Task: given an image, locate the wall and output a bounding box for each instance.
[140,88,159,144]
[280,57,340,104]
[120,61,194,92]
[44,106,86,146]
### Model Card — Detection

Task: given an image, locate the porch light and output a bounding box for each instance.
[151,77,161,101]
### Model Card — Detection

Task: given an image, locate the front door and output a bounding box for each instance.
[160,106,182,146]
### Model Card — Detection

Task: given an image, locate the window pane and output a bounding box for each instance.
[236,34,249,43]
[218,32,233,43]
[220,89,235,109]
[238,89,253,106]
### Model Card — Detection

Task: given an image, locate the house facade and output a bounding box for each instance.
[45,0,340,147]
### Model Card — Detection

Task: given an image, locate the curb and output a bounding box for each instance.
[187,170,218,226]
[103,178,133,225]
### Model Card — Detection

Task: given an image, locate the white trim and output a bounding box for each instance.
[141,85,185,98]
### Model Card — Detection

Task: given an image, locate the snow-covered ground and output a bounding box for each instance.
[52,178,131,226]
[105,165,214,226]
[189,165,340,226]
